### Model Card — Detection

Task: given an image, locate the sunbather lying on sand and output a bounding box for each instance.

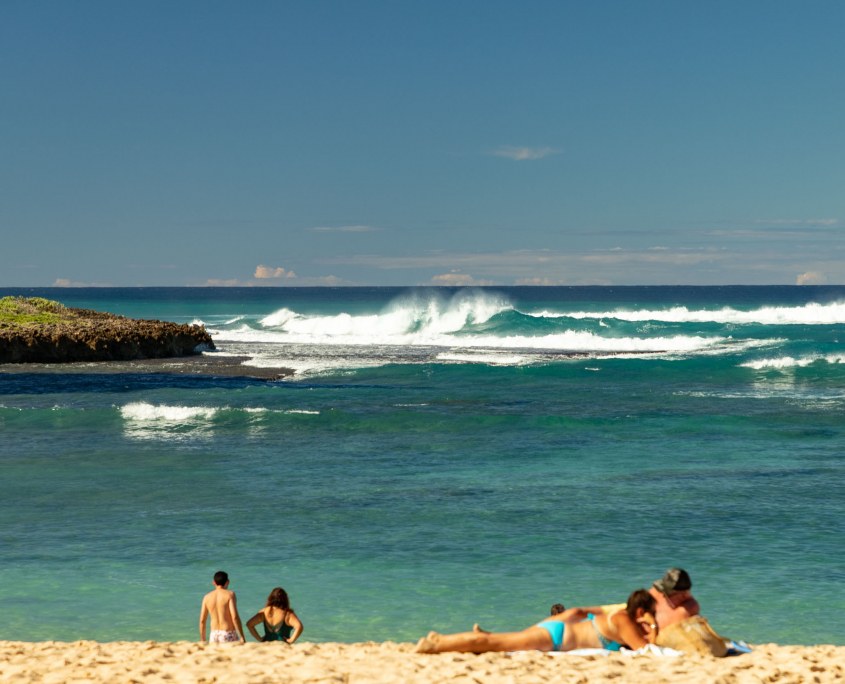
[415,589,657,654]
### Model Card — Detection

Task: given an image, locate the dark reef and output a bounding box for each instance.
[0,297,214,363]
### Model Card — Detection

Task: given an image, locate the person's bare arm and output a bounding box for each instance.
[286,611,304,644]
[199,599,209,642]
[246,611,265,642]
[228,592,245,642]
[548,606,606,623]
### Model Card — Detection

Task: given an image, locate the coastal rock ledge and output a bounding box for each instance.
[0,297,214,363]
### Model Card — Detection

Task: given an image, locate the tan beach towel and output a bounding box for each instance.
[655,616,728,657]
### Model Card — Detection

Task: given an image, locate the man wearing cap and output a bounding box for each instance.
[648,567,730,656]
[649,567,700,630]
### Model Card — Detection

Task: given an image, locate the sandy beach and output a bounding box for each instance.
[1,640,843,683]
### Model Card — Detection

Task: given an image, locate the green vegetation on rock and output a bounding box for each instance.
[0,297,214,363]
[0,297,71,327]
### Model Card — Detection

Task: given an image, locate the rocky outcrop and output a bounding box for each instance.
[0,298,214,363]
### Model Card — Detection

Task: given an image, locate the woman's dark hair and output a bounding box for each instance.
[625,588,656,619]
[550,603,566,616]
[266,587,290,610]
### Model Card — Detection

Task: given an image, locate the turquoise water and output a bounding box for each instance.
[1,286,843,645]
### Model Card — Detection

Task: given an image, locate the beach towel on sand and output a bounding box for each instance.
[544,645,683,657]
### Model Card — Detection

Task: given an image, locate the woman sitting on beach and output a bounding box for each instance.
[415,589,656,654]
[246,587,303,643]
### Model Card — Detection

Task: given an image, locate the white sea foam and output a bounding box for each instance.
[203,290,806,375]
[740,354,845,370]
[256,292,510,340]
[529,301,845,325]
[120,402,219,422]
[436,352,528,365]
[119,402,219,442]
[241,355,390,376]
[215,324,725,354]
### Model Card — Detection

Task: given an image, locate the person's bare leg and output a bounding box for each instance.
[415,626,552,653]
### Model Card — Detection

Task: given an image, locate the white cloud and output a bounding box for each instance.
[796,271,827,285]
[309,225,378,233]
[204,278,245,287]
[254,265,297,279]
[53,278,110,287]
[201,272,342,287]
[328,247,725,273]
[491,146,557,161]
[430,272,492,286]
[514,277,568,285]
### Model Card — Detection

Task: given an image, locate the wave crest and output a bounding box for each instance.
[256,290,513,341]
[741,354,845,370]
[531,301,845,325]
[120,402,218,422]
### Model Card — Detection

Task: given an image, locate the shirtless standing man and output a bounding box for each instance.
[649,567,700,630]
[199,570,246,643]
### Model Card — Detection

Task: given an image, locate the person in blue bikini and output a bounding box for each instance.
[246,587,303,643]
[414,589,657,654]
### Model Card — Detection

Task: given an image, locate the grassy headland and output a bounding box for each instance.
[0,296,214,363]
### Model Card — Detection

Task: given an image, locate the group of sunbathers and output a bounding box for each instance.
[199,571,303,644]
[199,567,701,653]
[415,567,701,654]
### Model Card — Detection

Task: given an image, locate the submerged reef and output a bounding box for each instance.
[0,297,214,363]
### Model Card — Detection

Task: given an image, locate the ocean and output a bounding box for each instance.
[1,286,843,645]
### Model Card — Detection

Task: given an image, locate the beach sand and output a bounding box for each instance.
[1,640,843,683]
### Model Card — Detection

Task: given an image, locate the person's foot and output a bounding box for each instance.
[414,632,441,653]
[472,623,490,634]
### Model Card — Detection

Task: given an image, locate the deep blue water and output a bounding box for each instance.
[1,286,843,644]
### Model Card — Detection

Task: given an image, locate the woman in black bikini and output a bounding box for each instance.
[246,587,304,643]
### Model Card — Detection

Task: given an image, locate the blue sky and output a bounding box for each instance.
[2,0,844,287]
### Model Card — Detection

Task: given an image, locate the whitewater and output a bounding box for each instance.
[185,288,839,376]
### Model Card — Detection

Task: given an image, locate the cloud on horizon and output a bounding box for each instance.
[329,246,724,271]
[430,272,493,286]
[203,274,344,287]
[322,246,749,285]
[53,278,111,287]
[254,265,297,279]
[796,271,827,285]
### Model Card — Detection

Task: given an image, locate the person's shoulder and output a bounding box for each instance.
[685,595,701,614]
[610,609,634,626]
